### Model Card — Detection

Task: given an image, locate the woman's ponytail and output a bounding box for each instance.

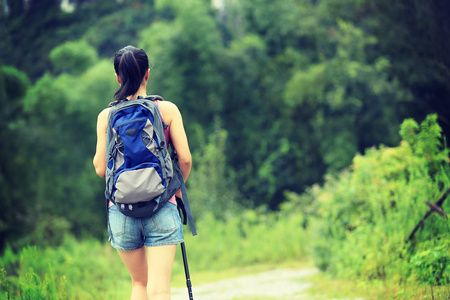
[113,46,149,100]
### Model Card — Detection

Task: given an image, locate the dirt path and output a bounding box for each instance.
[170,268,319,300]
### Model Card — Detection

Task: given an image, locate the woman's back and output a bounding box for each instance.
[92,45,192,300]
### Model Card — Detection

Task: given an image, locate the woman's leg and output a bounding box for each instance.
[117,247,148,300]
[146,244,177,300]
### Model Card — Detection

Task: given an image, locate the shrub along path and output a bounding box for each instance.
[171,267,334,300]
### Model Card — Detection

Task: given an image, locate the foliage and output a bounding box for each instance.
[83,1,156,57]
[49,40,98,75]
[141,0,224,128]
[183,208,308,271]
[0,66,32,250]
[0,0,154,80]
[1,0,449,214]
[0,236,130,299]
[187,121,243,220]
[1,1,450,293]
[308,273,450,300]
[2,57,118,248]
[295,115,450,285]
[410,238,450,285]
[0,209,308,299]
[284,20,409,173]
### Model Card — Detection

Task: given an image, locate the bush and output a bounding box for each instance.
[296,114,450,284]
[410,235,450,285]
[0,236,132,299]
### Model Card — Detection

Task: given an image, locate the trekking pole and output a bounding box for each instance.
[180,242,194,300]
[176,195,194,300]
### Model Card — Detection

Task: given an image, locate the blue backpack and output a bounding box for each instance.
[104,95,196,236]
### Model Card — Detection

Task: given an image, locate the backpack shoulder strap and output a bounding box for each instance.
[140,96,197,236]
[140,95,164,102]
[173,155,197,236]
[133,96,197,235]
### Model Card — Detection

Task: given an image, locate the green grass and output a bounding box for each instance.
[2,238,449,300]
[306,273,450,300]
[1,205,310,299]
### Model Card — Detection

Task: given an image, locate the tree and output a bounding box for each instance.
[140,0,224,137]
[320,0,450,142]
[0,66,32,250]
[49,40,98,75]
[19,53,117,242]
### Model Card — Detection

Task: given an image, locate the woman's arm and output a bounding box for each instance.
[160,101,192,182]
[93,108,109,178]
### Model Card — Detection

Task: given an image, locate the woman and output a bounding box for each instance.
[93,45,192,300]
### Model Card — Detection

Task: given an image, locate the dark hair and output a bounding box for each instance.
[113,45,149,100]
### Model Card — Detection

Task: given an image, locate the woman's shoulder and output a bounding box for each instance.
[157,100,181,121]
[157,100,178,111]
[97,107,111,122]
[99,107,111,116]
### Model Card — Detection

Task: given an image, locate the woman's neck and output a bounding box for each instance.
[127,86,147,100]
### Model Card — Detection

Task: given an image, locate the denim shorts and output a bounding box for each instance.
[108,201,184,251]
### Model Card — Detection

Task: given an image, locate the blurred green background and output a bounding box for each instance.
[1,0,450,299]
